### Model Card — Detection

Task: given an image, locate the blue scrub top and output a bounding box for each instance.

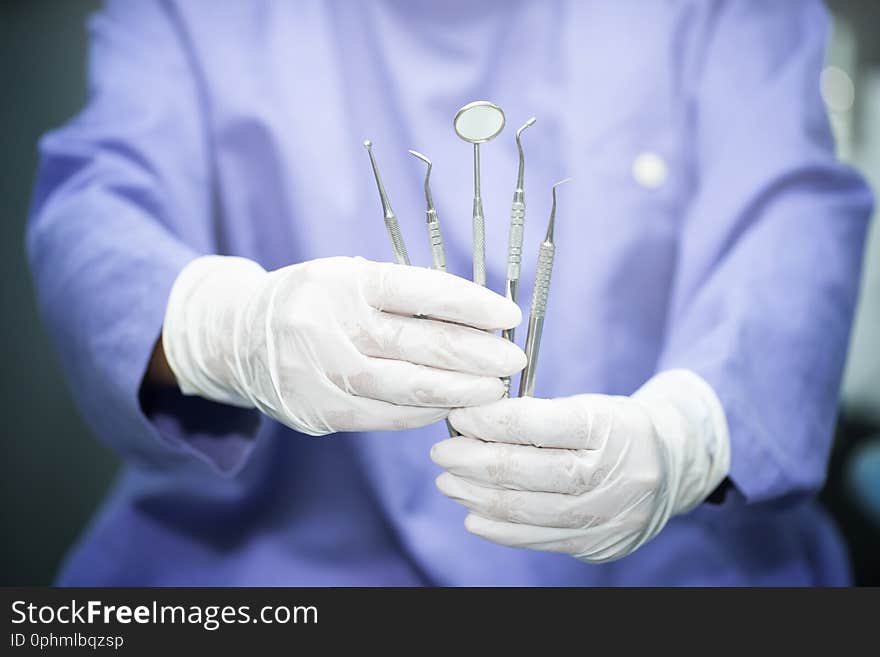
[27,0,873,585]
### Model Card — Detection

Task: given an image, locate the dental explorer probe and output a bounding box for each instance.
[519,178,570,398]
[503,117,536,346]
[364,140,410,266]
[408,150,447,272]
[408,149,459,437]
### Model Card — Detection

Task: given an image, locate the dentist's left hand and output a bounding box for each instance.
[431,370,730,563]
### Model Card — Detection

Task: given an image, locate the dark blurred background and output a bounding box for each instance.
[1,0,878,585]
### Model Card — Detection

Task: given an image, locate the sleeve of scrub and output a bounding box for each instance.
[658,0,874,503]
[26,0,262,475]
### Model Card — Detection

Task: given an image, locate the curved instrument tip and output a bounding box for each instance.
[408,150,433,209]
[408,149,431,166]
[516,117,537,142]
[546,178,571,242]
[515,118,537,188]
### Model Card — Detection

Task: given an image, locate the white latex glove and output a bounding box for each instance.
[162,255,525,435]
[432,369,730,563]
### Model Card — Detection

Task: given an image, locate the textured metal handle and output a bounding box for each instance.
[472,197,486,286]
[530,241,555,320]
[426,210,447,272]
[506,196,525,283]
[384,213,410,266]
[519,241,555,398]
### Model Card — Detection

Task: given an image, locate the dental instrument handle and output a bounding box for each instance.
[385,212,410,266]
[428,210,454,435]
[429,215,454,433]
[426,208,447,272]
[506,193,526,286]
[431,224,455,434]
[502,189,526,343]
[519,239,554,398]
[472,144,486,286]
[500,193,525,397]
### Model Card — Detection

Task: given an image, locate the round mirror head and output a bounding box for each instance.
[454,101,506,144]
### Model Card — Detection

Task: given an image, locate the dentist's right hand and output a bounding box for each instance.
[161,255,525,435]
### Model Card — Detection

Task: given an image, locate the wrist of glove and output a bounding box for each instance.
[162,255,525,436]
[162,255,266,408]
[432,369,731,563]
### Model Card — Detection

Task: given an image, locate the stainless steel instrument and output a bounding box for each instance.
[364,140,410,266]
[453,101,506,286]
[503,117,536,346]
[408,150,448,272]
[519,178,569,398]
[408,150,457,437]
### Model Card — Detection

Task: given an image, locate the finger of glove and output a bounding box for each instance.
[354,312,526,377]
[319,395,448,432]
[574,530,643,564]
[449,395,617,450]
[360,260,521,330]
[467,516,638,564]
[437,472,604,529]
[463,513,596,555]
[431,436,606,494]
[337,356,505,407]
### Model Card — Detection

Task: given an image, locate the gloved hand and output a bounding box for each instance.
[162,255,525,435]
[431,369,730,563]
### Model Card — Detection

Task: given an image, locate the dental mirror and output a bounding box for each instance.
[454,101,506,286]
[454,101,506,144]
